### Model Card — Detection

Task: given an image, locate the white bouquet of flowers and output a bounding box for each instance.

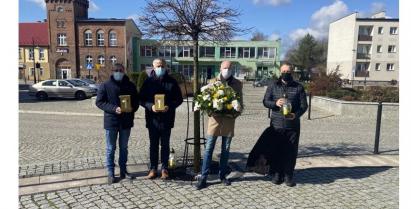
[194,81,241,117]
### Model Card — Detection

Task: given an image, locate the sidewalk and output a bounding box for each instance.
[19,154,398,196]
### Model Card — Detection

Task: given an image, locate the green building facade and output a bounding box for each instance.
[133,39,281,80]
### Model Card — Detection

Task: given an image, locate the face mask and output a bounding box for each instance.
[221,68,232,79]
[155,67,166,77]
[113,72,124,81]
[281,73,293,82]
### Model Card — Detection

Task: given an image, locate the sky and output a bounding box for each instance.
[19,0,399,57]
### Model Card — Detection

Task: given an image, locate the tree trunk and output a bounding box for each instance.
[192,37,201,173]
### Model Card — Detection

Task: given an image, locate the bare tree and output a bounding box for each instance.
[250,31,267,41]
[139,0,249,172]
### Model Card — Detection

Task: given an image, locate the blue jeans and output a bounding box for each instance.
[200,135,232,180]
[148,128,171,170]
[105,129,131,177]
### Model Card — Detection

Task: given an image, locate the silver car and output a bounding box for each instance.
[66,79,98,95]
[29,79,96,100]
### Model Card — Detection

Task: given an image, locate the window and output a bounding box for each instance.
[390,27,398,35]
[39,48,45,60]
[28,48,34,60]
[39,68,44,76]
[85,55,93,65]
[42,80,55,86]
[220,47,236,58]
[378,27,383,34]
[388,45,396,53]
[57,6,64,13]
[377,45,382,53]
[238,47,255,58]
[177,46,193,57]
[109,31,117,46]
[375,63,381,71]
[110,56,117,65]
[58,80,70,87]
[19,48,22,59]
[97,30,104,46]
[159,46,176,57]
[30,68,35,76]
[387,63,395,71]
[140,46,156,57]
[257,47,276,58]
[84,30,92,46]
[57,20,65,28]
[57,33,67,46]
[98,55,105,66]
[199,47,215,58]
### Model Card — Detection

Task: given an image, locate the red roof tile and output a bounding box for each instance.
[19,22,49,46]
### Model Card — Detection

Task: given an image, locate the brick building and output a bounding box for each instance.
[45,0,141,81]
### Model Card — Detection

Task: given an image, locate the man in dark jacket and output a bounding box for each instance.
[140,58,183,180]
[96,63,139,184]
[263,62,308,187]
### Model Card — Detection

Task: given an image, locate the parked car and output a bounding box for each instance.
[66,79,99,95]
[253,77,271,87]
[29,79,96,100]
[81,78,100,89]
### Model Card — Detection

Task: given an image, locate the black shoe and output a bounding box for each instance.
[107,176,115,184]
[221,178,231,186]
[120,171,133,180]
[195,178,207,190]
[272,173,284,185]
[284,176,296,187]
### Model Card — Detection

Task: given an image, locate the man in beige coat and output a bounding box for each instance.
[196,61,243,190]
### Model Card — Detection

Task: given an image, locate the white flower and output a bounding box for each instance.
[232,100,241,112]
[213,99,223,111]
[194,102,200,111]
[202,94,210,101]
[200,85,209,92]
[214,81,222,86]
[217,90,224,96]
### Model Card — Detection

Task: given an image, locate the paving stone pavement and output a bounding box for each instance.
[19,166,398,209]
[19,84,399,177]
[19,83,399,208]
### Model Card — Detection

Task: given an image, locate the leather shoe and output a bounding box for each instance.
[272,173,284,185]
[107,176,115,184]
[195,178,207,190]
[221,178,231,186]
[160,169,169,180]
[146,169,157,179]
[285,176,296,187]
[120,171,133,180]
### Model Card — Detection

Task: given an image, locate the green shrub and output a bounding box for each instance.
[128,72,139,85]
[308,68,342,96]
[360,86,399,103]
[136,72,148,91]
[326,88,360,100]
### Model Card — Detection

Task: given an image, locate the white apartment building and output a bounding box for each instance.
[327,12,399,82]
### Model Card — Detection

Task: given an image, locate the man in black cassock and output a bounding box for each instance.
[247,62,308,187]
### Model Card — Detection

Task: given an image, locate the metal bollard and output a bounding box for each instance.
[308,92,312,120]
[374,102,383,154]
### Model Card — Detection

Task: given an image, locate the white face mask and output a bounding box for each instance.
[221,68,231,79]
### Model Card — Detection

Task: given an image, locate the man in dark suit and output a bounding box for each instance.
[140,58,183,180]
[96,63,139,184]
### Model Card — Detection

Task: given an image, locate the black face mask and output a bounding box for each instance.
[281,73,293,82]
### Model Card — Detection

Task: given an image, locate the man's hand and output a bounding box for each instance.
[276,98,285,107]
[115,107,122,114]
[151,105,169,113]
[285,113,296,120]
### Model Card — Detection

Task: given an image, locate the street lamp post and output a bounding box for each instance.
[32,38,37,84]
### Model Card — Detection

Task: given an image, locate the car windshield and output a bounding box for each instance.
[82,79,96,84]
[66,80,87,87]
